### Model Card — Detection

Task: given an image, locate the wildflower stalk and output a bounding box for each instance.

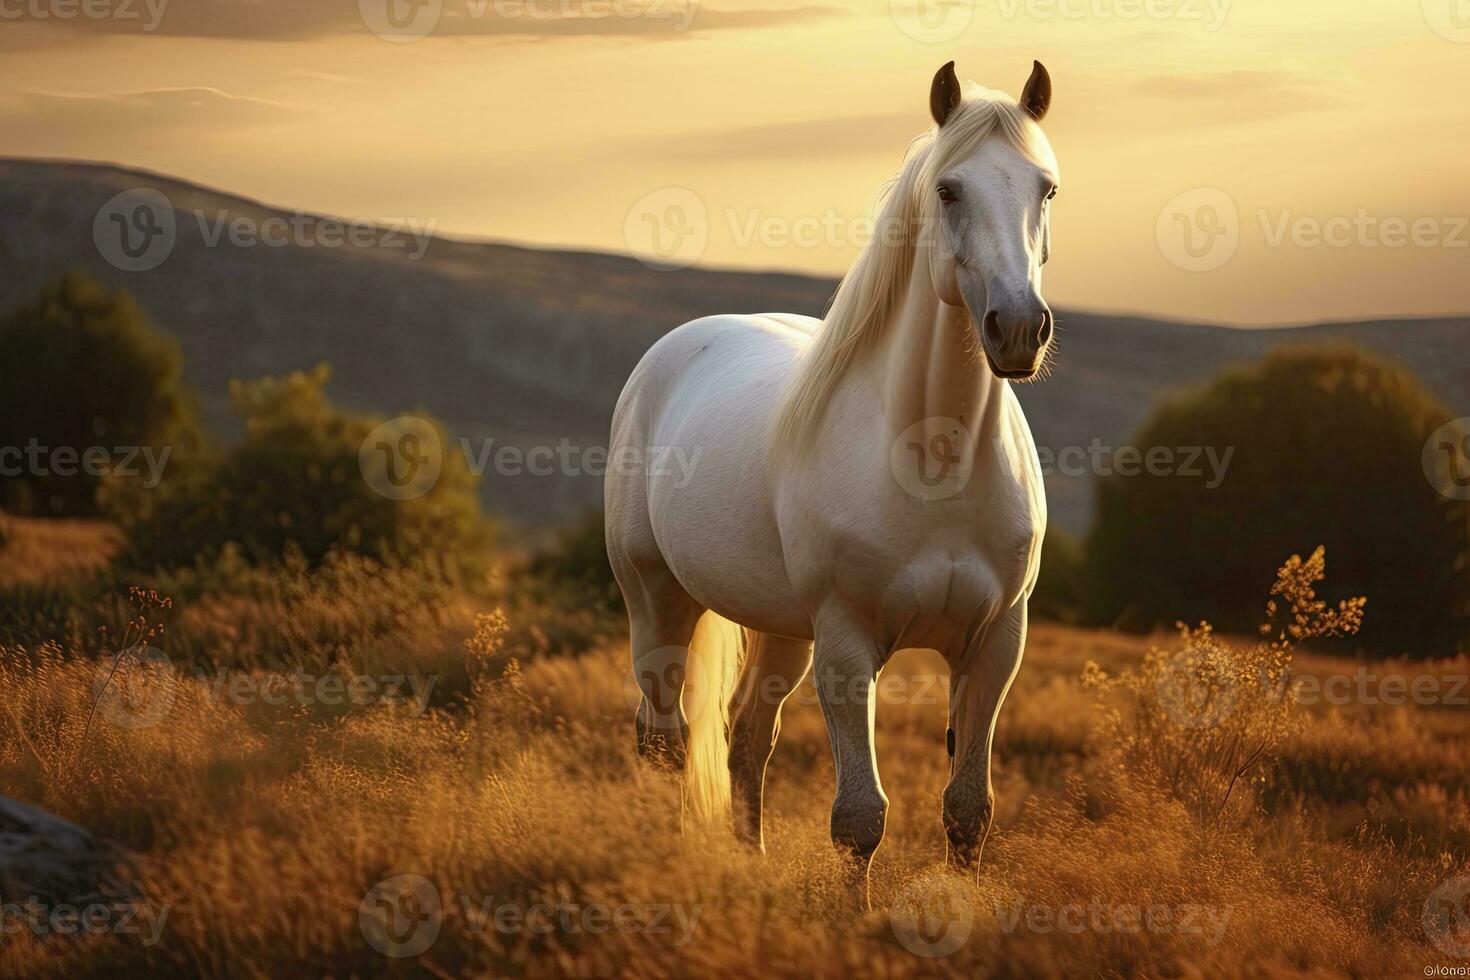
[1083,547,1365,837]
[77,587,174,753]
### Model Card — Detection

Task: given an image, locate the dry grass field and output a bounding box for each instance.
[1,517,1468,978]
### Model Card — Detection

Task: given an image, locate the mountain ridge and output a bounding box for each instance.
[3,157,1466,532]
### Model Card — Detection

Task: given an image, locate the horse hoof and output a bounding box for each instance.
[836,859,874,912]
[635,716,688,770]
[636,737,687,771]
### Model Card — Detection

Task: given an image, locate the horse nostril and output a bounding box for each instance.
[1036,310,1053,347]
[982,310,1003,350]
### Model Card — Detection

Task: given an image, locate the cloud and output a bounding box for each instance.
[0,88,301,141]
[0,0,842,44]
[652,111,927,161]
[1132,70,1346,118]
[282,69,357,84]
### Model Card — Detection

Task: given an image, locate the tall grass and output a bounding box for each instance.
[0,533,1464,977]
[1083,547,1366,835]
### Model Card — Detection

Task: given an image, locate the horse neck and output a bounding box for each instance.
[872,248,1008,446]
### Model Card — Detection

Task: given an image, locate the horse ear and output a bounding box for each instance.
[930,61,962,127]
[1020,60,1051,122]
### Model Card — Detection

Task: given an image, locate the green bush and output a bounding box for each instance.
[0,273,204,517]
[521,508,623,616]
[124,363,491,570]
[1032,526,1086,624]
[1084,344,1470,657]
[487,509,625,659]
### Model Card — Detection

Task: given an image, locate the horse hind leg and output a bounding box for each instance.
[728,632,813,849]
[616,549,705,769]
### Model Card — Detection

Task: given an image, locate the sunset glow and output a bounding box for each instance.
[4,0,1468,324]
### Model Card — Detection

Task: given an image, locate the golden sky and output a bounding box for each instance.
[3,0,1469,324]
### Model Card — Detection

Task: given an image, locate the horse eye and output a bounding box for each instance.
[937,183,958,203]
[1045,186,1059,201]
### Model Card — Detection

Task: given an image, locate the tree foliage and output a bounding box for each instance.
[1084,344,1469,656]
[125,363,490,569]
[0,273,203,517]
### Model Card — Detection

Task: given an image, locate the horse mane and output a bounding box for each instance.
[770,86,1053,454]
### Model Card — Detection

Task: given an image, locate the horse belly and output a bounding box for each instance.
[623,316,814,638]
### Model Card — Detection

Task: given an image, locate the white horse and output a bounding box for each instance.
[606,61,1058,887]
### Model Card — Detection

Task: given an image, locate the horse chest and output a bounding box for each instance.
[783,477,1040,653]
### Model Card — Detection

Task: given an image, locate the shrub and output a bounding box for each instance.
[124,363,491,571]
[1084,344,1469,656]
[521,509,622,615]
[490,509,624,659]
[1083,547,1366,836]
[0,273,204,518]
[148,547,466,675]
[1031,526,1085,624]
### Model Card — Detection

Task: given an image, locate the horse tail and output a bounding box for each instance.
[684,611,744,825]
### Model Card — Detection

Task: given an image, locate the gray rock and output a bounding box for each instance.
[0,795,127,905]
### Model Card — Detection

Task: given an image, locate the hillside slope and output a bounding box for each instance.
[2,158,1466,531]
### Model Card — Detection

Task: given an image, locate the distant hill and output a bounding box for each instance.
[2,158,1466,534]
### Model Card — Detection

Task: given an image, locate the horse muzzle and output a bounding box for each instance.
[980,306,1053,379]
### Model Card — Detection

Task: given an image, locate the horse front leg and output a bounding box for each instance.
[944,602,1027,874]
[812,618,888,905]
